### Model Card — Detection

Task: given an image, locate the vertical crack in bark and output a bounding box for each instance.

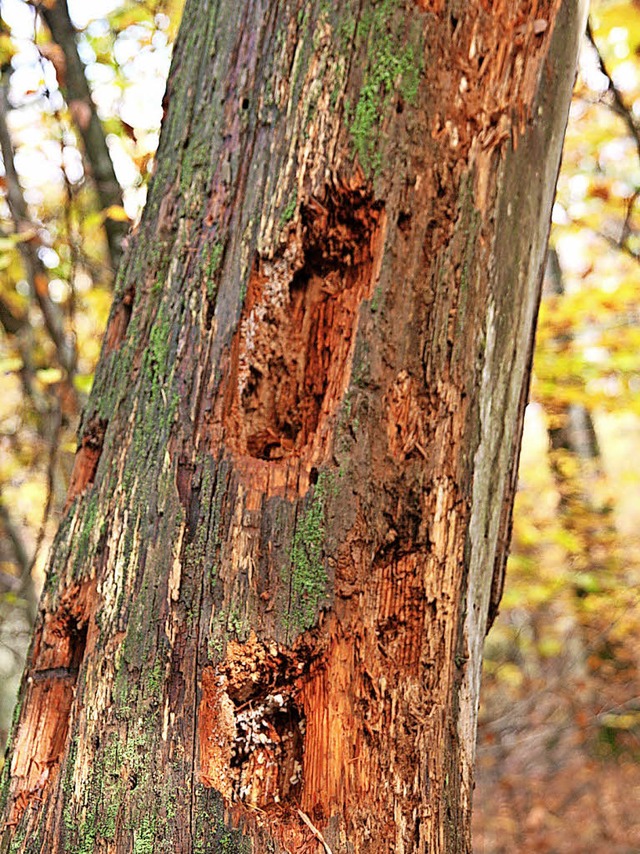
[188,461,220,847]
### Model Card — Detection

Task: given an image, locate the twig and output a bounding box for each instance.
[586,21,640,257]
[0,494,37,623]
[29,401,62,581]
[32,0,128,275]
[586,20,640,164]
[297,809,334,854]
[0,80,77,378]
[567,215,640,263]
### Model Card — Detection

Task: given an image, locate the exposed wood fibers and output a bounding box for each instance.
[63,417,106,511]
[216,182,385,498]
[189,3,562,842]
[199,548,456,848]
[428,0,563,244]
[387,371,430,462]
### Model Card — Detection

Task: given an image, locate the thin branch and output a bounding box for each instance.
[0,243,51,413]
[0,80,77,379]
[586,19,640,165]
[0,495,37,623]
[32,0,128,275]
[567,214,640,263]
[621,187,639,247]
[28,401,62,581]
[585,20,640,258]
[0,294,26,335]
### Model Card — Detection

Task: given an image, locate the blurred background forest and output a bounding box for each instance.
[0,1,638,850]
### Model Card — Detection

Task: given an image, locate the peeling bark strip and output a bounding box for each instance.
[0,0,587,852]
[5,581,95,830]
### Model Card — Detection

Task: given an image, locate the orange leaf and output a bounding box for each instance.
[33,272,49,298]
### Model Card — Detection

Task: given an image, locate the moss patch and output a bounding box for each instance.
[351,0,421,174]
[288,471,336,632]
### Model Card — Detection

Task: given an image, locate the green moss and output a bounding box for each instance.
[288,471,336,631]
[351,339,371,388]
[207,634,224,661]
[152,274,164,297]
[337,13,356,51]
[147,656,165,700]
[350,0,422,174]
[62,736,96,854]
[370,283,383,313]
[73,492,100,576]
[133,815,156,854]
[179,138,210,208]
[7,825,28,853]
[94,313,138,422]
[149,308,171,377]
[280,193,298,225]
[228,607,250,641]
[192,784,252,853]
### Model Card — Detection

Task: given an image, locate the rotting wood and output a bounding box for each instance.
[219,181,385,486]
[5,580,96,830]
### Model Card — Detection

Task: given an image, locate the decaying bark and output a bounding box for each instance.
[0,1,587,852]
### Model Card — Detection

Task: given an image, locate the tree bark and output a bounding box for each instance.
[0,1,587,852]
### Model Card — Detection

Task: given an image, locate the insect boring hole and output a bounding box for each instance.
[230,689,306,805]
[224,185,384,462]
[36,594,91,679]
[222,648,307,809]
[64,612,89,673]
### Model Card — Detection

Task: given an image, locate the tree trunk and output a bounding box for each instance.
[0,1,586,852]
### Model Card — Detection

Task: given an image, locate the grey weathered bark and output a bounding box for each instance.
[0,1,587,852]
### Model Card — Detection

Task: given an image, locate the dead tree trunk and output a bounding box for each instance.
[0,1,587,851]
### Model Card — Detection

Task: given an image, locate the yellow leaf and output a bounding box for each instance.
[0,357,23,373]
[104,205,130,223]
[36,368,63,385]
